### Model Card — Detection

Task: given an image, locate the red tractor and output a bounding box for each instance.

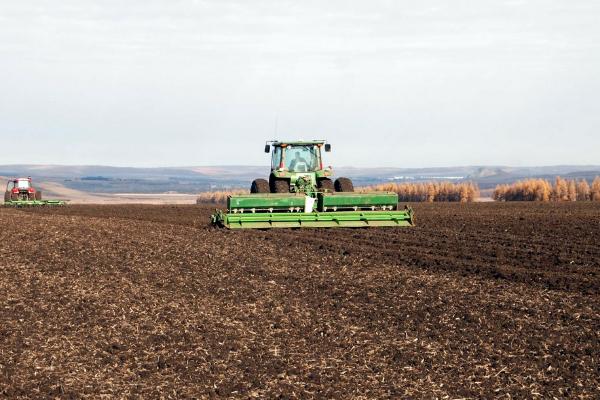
[4,177,42,202]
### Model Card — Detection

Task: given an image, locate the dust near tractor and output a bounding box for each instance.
[3,177,66,207]
[211,140,414,229]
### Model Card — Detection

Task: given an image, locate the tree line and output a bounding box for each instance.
[197,181,482,203]
[196,190,247,204]
[362,182,480,202]
[493,177,600,201]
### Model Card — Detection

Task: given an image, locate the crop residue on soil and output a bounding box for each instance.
[1,203,599,398]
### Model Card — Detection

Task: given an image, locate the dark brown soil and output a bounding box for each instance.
[1,202,598,398]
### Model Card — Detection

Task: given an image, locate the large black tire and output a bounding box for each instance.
[335,177,354,192]
[271,179,290,193]
[250,179,270,194]
[4,191,10,202]
[317,178,334,192]
[35,190,42,201]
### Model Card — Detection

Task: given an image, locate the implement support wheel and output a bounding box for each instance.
[335,177,354,192]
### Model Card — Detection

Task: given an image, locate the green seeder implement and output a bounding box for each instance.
[212,192,414,229]
[210,140,415,229]
[3,200,66,208]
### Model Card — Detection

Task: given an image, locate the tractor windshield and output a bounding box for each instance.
[284,145,320,172]
[16,180,30,189]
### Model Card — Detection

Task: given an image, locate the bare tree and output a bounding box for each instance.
[591,177,600,201]
[576,179,591,201]
[553,177,569,201]
[567,180,578,202]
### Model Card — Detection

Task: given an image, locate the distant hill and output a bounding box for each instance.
[1,164,599,194]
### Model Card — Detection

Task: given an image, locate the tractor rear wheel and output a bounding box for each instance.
[35,191,42,201]
[317,178,334,192]
[335,177,354,192]
[271,179,290,193]
[4,191,10,202]
[250,179,270,194]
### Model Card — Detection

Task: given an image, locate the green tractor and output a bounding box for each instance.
[211,140,414,229]
[250,140,353,195]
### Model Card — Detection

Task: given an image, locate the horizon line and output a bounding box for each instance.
[1,163,600,170]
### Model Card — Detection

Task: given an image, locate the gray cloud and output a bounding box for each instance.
[0,0,598,167]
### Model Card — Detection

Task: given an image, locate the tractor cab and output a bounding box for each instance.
[14,178,32,191]
[270,142,325,173]
[260,140,339,193]
[4,177,39,202]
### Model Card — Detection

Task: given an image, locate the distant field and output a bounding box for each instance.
[3,164,600,195]
[35,180,199,204]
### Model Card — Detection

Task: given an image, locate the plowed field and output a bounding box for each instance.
[1,203,598,398]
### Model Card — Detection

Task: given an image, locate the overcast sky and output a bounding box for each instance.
[0,0,598,167]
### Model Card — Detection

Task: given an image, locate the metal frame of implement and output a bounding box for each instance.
[3,200,66,208]
[212,192,414,229]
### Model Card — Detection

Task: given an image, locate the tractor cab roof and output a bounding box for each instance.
[270,140,326,147]
[9,178,32,190]
[11,177,31,184]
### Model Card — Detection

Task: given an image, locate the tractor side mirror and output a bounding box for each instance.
[264,144,271,153]
[324,144,331,152]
